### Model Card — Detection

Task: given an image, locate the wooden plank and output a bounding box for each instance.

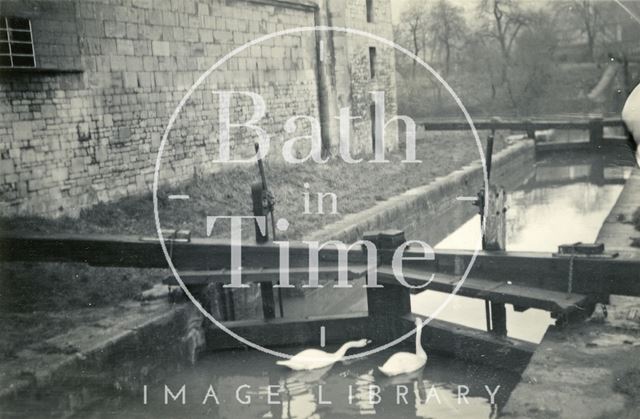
[534,136,634,153]
[419,117,624,132]
[483,186,506,251]
[0,234,369,269]
[602,116,626,127]
[260,281,276,319]
[520,177,627,190]
[205,314,371,350]
[481,175,508,335]
[603,134,631,141]
[387,248,640,297]
[489,301,507,335]
[377,267,591,315]
[535,141,593,154]
[2,234,638,296]
[403,314,535,373]
[203,313,535,372]
[163,266,368,286]
[421,119,591,131]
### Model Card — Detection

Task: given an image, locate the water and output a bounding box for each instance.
[76,348,519,419]
[415,151,633,344]
[67,151,633,419]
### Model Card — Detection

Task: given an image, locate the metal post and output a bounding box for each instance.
[589,117,604,150]
[485,132,494,180]
[525,119,535,140]
[251,182,276,320]
[252,143,283,319]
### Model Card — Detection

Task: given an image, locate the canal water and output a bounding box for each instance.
[418,150,633,344]
[74,348,517,419]
[66,151,633,419]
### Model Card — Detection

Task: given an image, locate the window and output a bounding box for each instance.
[366,0,374,23]
[370,103,377,153]
[0,17,36,68]
[369,47,376,79]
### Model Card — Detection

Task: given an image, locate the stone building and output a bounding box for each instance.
[0,0,399,216]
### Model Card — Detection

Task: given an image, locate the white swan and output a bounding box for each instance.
[378,318,427,377]
[276,338,371,371]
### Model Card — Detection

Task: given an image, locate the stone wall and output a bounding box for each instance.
[0,0,398,216]
[329,0,399,156]
[308,140,537,245]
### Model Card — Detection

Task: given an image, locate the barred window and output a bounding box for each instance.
[0,17,36,68]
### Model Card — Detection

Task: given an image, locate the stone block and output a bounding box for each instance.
[138,72,155,88]
[152,40,170,56]
[163,11,177,26]
[117,39,135,55]
[123,72,139,89]
[154,71,173,87]
[110,55,127,71]
[39,104,56,119]
[148,10,164,25]
[185,28,198,42]
[105,21,125,38]
[143,55,157,71]
[50,167,68,182]
[12,121,33,141]
[199,29,213,43]
[126,23,138,39]
[20,148,38,164]
[102,114,114,127]
[132,0,152,8]
[0,160,14,175]
[115,126,131,144]
[27,179,44,192]
[125,56,144,72]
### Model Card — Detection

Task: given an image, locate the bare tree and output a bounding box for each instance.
[506,11,559,114]
[397,0,430,77]
[554,0,612,61]
[478,0,530,82]
[428,0,467,76]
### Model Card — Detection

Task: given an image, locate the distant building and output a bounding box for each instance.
[0,0,398,216]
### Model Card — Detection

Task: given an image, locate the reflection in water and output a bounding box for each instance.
[414,153,630,344]
[77,348,517,419]
[411,291,552,343]
[69,152,632,419]
[437,174,629,253]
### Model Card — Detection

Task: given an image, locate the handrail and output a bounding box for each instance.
[2,232,638,297]
[417,116,625,132]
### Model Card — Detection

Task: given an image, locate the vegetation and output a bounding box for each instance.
[394,0,640,118]
[0,132,506,312]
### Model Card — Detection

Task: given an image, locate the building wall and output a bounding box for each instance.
[329,0,398,156]
[0,0,397,217]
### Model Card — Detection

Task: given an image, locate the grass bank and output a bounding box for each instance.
[1,132,505,240]
[0,131,507,360]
